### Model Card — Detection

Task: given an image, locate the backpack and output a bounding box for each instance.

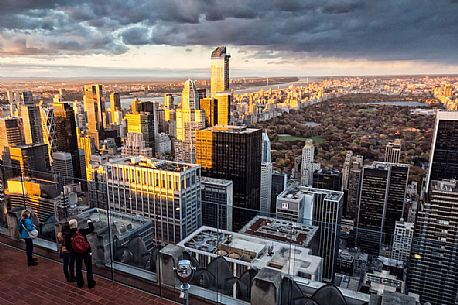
[71,230,90,254]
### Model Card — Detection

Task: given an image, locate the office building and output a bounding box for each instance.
[182,79,199,110]
[214,92,231,125]
[105,157,201,244]
[427,111,458,190]
[21,104,43,145]
[390,219,413,264]
[384,139,402,164]
[86,155,109,210]
[83,84,105,148]
[5,177,60,223]
[261,132,271,163]
[154,133,172,156]
[271,172,288,214]
[0,117,24,158]
[52,151,74,186]
[9,144,50,179]
[175,80,206,163]
[408,179,458,305]
[122,113,156,157]
[200,97,217,127]
[344,154,364,220]
[201,176,233,231]
[53,101,85,181]
[276,186,343,281]
[210,46,230,97]
[342,151,363,191]
[109,92,121,125]
[312,168,342,191]
[196,126,261,230]
[356,162,409,255]
[260,162,273,215]
[300,139,321,186]
[40,105,57,160]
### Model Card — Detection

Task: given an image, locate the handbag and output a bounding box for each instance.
[21,221,38,239]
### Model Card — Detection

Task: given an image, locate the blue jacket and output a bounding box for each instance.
[18,217,36,239]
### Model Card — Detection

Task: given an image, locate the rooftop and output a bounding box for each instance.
[108,156,200,173]
[201,125,260,134]
[201,176,233,187]
[0,242,177,305]
[240,216,318,248]
[178,226,322,281]
[278,186,344,202]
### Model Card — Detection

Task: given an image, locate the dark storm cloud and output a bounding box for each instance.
[1,0,458,63]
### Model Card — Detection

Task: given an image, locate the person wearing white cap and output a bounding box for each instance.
[65,218,96,288]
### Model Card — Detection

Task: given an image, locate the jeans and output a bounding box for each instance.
[24,238,33,262]
[75,252,95,287]
[63,251,75,280]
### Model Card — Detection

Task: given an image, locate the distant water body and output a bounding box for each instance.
[364,101,430,107]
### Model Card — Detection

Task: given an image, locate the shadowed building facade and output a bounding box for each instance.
[196,126,261,230]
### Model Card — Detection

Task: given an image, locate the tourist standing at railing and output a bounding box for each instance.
[65,219,96,288]
[17,210,38,266]
[57,222,75,282]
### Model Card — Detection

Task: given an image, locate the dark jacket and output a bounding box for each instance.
[64,221,94,254]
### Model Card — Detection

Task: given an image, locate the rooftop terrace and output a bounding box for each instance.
[0,242,176,305]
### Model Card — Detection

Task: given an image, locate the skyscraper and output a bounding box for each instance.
[384,139,402,164]
[0,117,24,158]
[196,125,261,229]
[210,46,230,98]
[346,156,364,220]
[260,133,272,214]
[122,113,156,157]
[271,172,288,214]
[356,162,409,255]
[312,168,342,191]
[181,79,199,110]
[105,157,201,244]
[300,139,321,186]
[426,111,458,189]
[260,162,272,215]
[52,151,74,186]
[21,103,43,145]
[201,176,233,231]
[390,219,413,264]
[214,92,231,126]
[276,186,343,282]
[9,144,50,179]
[83,84,105,149]
[408,179,458,305]
[109,92,121,125]
[175,80,206,163]
[200,97,217,127]
[261,132,271,163]
[53,101,85,181]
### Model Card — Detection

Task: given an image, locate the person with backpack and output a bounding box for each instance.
[18,210,38,266]
[57,222,75,282]
[65,219,96,288]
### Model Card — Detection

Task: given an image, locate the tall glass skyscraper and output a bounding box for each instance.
[210,46,230,98]
[196,125,261,230]
[426,111,458,189]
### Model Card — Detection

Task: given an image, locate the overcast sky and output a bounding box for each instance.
[1,0,458,78]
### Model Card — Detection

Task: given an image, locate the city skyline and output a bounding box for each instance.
[1,1,458,78]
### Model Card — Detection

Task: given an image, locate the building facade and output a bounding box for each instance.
[201,176,233,231]
[196,126,261,230]
[105,157,201,244]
